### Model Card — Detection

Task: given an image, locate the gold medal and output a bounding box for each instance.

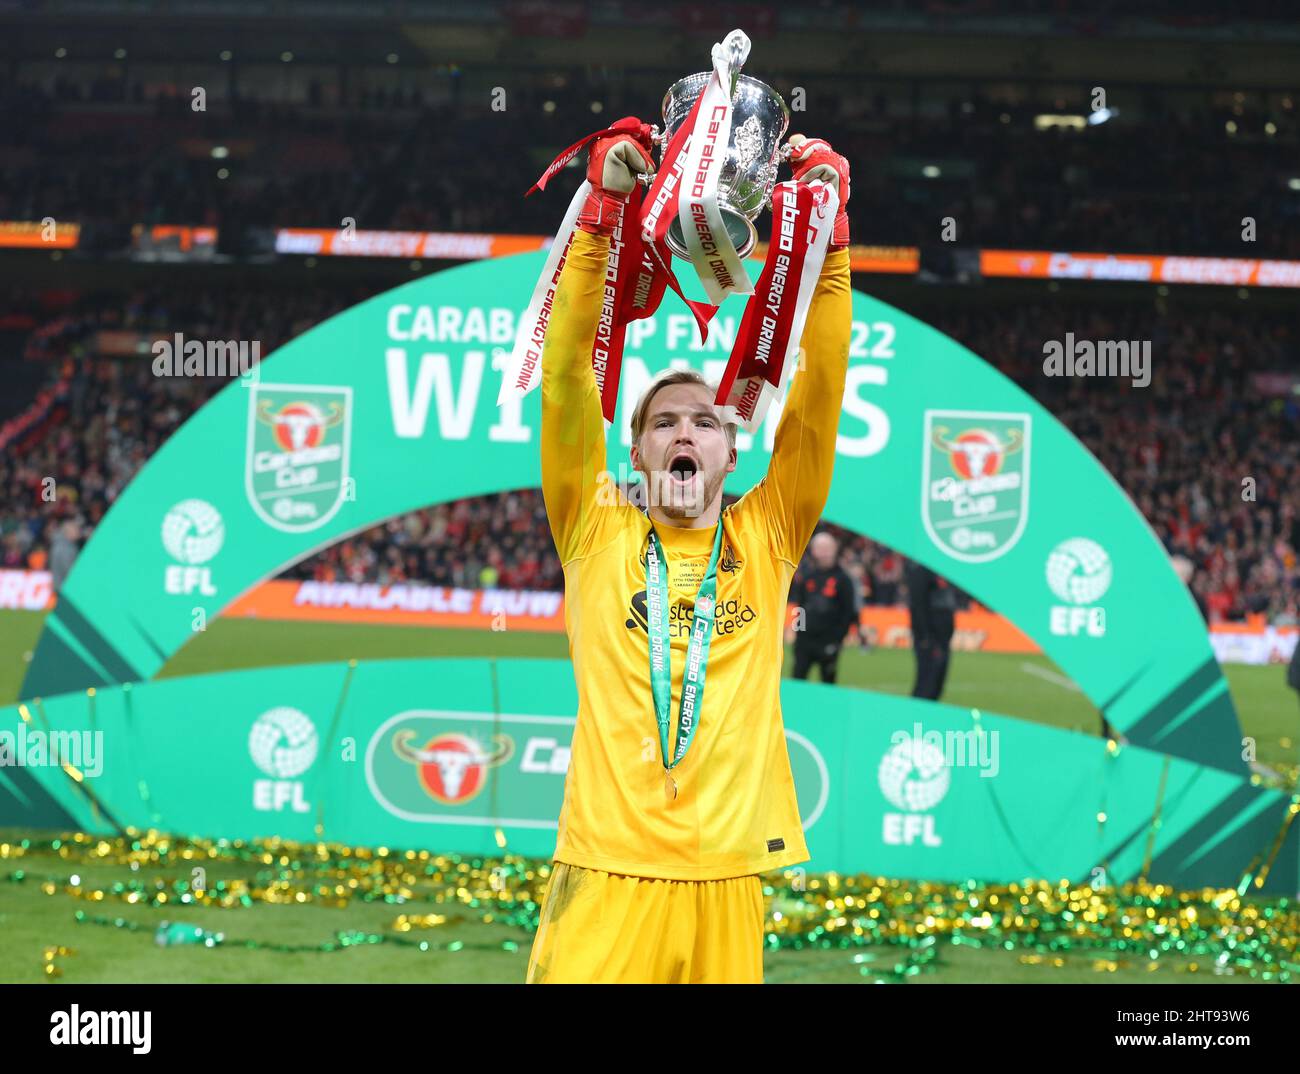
[664,772,678,800]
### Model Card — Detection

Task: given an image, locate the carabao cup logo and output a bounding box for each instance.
[922,410,1030,563]
[161,498,224,565]
[391,729,514,806]
[245,383,352,533]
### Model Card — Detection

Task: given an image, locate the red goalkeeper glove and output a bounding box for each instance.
[785,134,851,249]
[578,117,657,236]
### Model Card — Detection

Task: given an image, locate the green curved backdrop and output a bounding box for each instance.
[7,250,1245,841]
[2,659,1290,891]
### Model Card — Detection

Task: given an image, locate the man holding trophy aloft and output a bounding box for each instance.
[503,30,852,984]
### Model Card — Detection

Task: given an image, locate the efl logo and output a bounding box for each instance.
[1046,537,1112,637]
[878,734,949,847]
[161,498,223,596]
[249,707,318,812]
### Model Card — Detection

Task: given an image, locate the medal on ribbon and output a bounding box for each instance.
[644,520,724,802]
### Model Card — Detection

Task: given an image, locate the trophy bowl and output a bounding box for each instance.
[660,71,790,260]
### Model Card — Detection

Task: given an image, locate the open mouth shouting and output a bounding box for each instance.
[667,451,700,488]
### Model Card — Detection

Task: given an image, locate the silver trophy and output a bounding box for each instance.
[650,31,790,261]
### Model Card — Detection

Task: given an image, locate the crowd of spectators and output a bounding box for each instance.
[836,301,1300,623]
[2,283,1295,623]
[1,30,1296,620]
[2,67,1298,257]
[0,283,364,584]
[287,493,564,592]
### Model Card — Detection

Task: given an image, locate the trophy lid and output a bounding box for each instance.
[660,72,789,131]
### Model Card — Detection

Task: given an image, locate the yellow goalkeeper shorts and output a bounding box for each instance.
[525,862,765,984]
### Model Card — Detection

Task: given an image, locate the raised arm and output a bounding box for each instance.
[759,248,851,563]
[540,230,614,565]
[539,120,656,565]
[752,136,854,564]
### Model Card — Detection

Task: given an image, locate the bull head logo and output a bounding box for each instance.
[257,400,345,453]
[393,730,514,804]
[931,425,1023,481]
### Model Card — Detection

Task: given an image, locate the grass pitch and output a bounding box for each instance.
[0,609,1295,984]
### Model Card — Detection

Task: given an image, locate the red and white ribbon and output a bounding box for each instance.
[638,76,719,346]
[499,173,673,425]
[524,117,650,197]
[674,39,754,306]
[592,183,655,422]
[713,179,839,434]
[497,179,589,412]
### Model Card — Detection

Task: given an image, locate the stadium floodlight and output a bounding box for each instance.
[1034,114,1086,130]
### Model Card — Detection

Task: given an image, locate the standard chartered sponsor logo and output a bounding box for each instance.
[1046,537,1111,637]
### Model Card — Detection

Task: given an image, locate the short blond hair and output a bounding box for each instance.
[630,368,737,451]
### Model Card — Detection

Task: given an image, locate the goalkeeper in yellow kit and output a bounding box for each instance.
[526,125,853,984]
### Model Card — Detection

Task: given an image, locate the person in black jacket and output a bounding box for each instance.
[906,559,958,701]
[789,531,859,684]
[1288,638,1300,714]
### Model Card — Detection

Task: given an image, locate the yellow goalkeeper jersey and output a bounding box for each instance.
[540,228,851,881]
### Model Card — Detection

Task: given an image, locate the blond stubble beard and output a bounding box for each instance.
[643,467,725,521]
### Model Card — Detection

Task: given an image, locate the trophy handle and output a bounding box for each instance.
[634,124,668,186]
[760,143,797,211]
